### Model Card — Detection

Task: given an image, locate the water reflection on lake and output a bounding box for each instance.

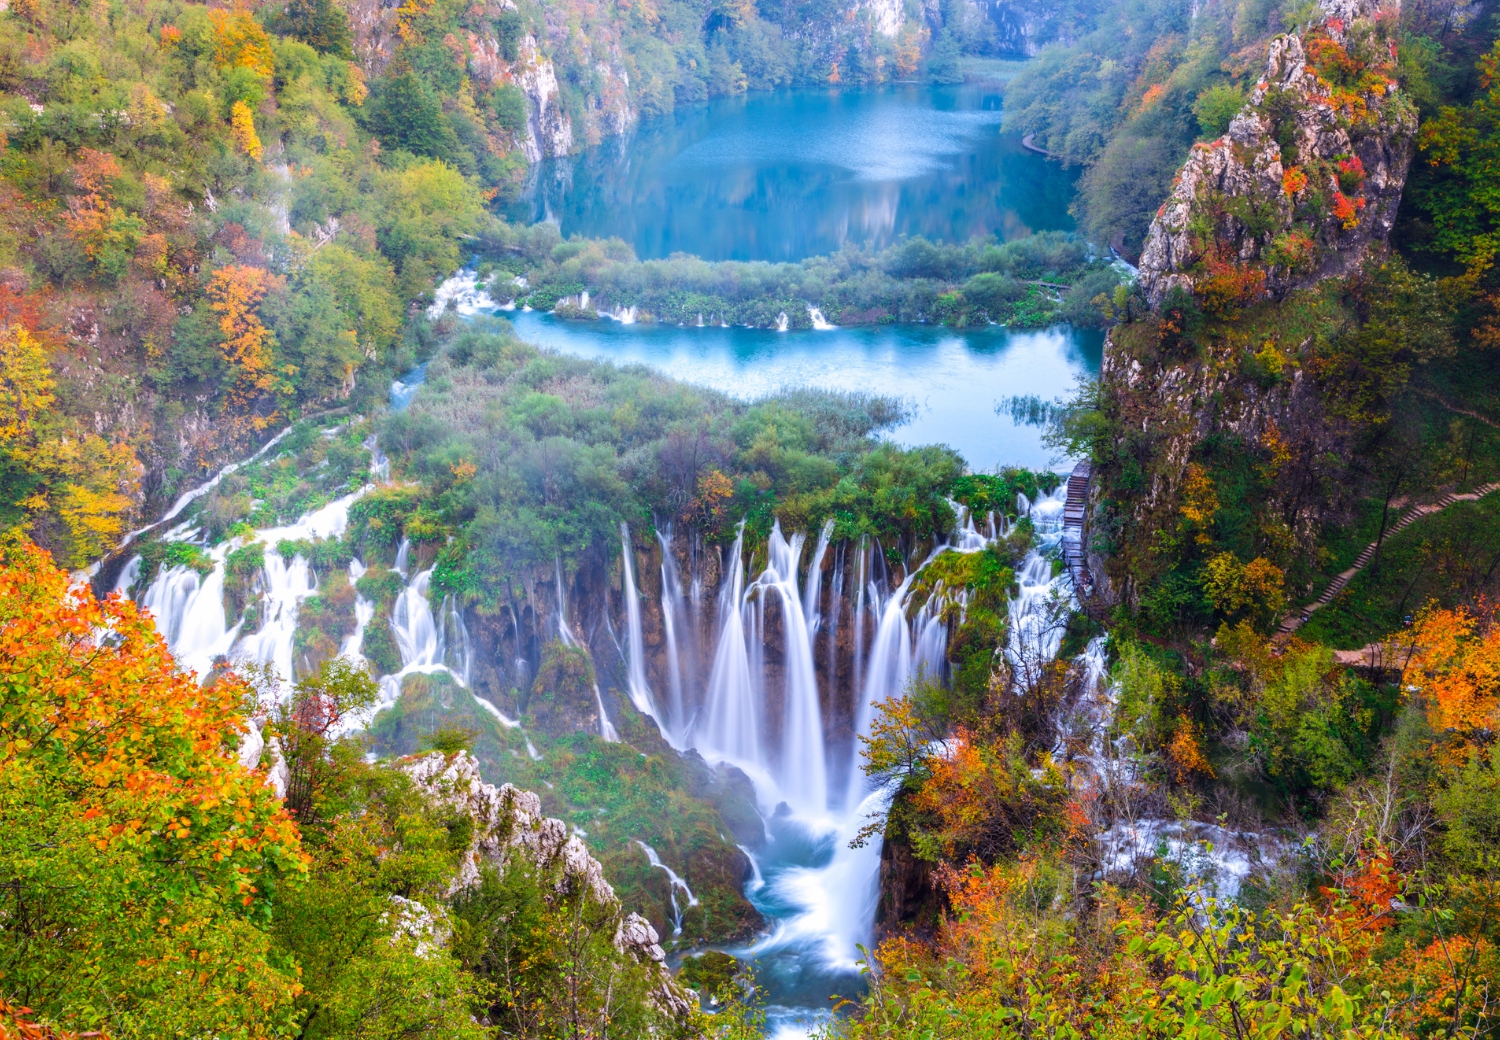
[505,310,1102,471]
[504,84,1079,262]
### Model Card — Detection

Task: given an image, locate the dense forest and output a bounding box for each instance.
[6,0,1500,1033]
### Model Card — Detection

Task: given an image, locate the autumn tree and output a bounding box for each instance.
[208,265,287,430]
[0,539,304,1037]
[0,324,138,566]
[1405,604,1500,742]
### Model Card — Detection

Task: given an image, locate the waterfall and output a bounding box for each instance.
[657,527,690,737]
[698,525,761,775]
[341,560,374,663]
[807,305,835,330]
[620,524,668,738]
[1005,487,1070,697]
[634,840,699,935]
[754,522,827,815]
[803,518,834,639]
[134,490,363,695]
[775,311,789,332]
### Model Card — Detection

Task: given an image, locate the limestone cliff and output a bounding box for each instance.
[1137,0,1415,305]
[1083,0,1420,615]
[345,0,585,162]
[403,751,696,1018]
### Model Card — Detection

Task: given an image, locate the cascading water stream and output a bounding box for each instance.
[620,524,668,740]
[657,527,691,736]
[752,523,827,815]
[634,841,699,935]
[698,525,762,778]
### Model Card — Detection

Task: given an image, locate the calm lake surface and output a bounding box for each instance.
[504,83,1078,262]
[506,310,1102,471]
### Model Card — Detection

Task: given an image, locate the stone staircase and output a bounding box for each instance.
[1278,480,1500,635]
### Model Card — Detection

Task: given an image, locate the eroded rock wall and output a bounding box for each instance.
[1137,0,1415,305]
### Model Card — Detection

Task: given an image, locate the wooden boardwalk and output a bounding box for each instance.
[1062,460,1098,612]
[1278,480,1500,635]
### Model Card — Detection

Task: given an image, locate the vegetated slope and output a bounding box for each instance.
[0,542,716,1037]
[826,0,1500,1035]
[0,0,499,566]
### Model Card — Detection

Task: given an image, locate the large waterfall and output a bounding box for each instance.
[606,487,1073,1036]
[115,434,1077,1037]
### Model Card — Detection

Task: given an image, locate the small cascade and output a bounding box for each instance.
[803,518,834,638]
[603,304,639,323]
[425,268,501,319]
[825,542,846,709]
[775,311,789,332]
[634,840,699,935]
[807,306,835,330]
[390,364,428,413]
[394,537,412,579]
[852,570,916,777]
[555,557,619,742]
[391,570,445,671]
[134,490,363,695]
[442,594,473,685]
[341,559,374,662]
[1004,487,1070,696]
[620,524,667,738]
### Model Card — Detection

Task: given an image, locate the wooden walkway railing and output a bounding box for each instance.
[1278,480,1500,635]
[1063,460,1102,617]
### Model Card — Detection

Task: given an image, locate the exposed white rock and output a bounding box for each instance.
[862,0,905,38]
[383,895,453,958]
[401,751,695,1017]
[1137,0,1415,304]
[516,35,574,162]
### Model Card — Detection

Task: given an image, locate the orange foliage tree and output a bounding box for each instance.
[208,7,275,75]
[0,539,304,1036]
[208,265,286,430]
[1404,604,1500,740]
[907,728,1071,862]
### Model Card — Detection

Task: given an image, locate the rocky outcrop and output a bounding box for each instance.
[403,751,695,1018]
[514,34,576,162]
[1137,0,1415,305]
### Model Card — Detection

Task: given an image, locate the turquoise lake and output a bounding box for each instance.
[479,82,1101,472]
[503,83,1079,262]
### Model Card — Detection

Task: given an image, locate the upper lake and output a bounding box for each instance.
[503,82,1079,262]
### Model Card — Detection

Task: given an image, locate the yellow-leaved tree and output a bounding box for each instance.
[0,323,138,566]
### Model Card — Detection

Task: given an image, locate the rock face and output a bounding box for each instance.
[402,751,696,1017]
[1137,0,1415,305]
[513,34,576,162]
